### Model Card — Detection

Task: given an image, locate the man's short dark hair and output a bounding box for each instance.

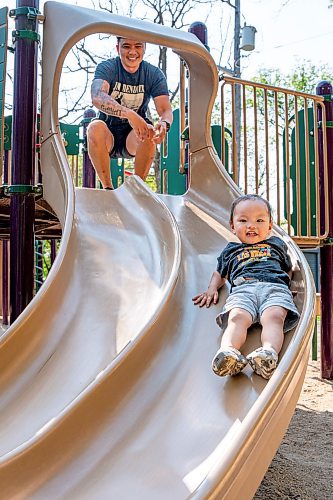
[116,37,145,46]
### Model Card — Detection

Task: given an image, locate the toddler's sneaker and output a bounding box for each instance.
[247,347,278,380]
[212,347,248,377]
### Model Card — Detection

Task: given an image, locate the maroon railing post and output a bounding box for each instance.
[9,0,39,322]
[186,23,209,189]
[50,239,57,264]
[81,108,96,188]
[2,150,9,325]
[188,21,208,49]
[316,80,333,380]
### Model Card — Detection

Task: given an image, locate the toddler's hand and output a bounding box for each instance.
[192,290,219,308]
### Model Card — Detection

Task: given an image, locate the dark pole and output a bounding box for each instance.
[187,22,209,188]
[82,108,96,188]
[234,0,241,184]
[50,239,57,264]
[2,150,9,325]
[316,80,333,380]
[188,21,208,50]
[10,0,39,322]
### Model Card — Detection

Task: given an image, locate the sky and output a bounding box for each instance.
[4,0,333,119]
[239,0,333,78]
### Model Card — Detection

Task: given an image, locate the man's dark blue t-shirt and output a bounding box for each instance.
[216,236,292,289]
[94,57,169,128]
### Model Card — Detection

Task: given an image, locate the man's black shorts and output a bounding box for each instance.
[109,122,135,159]
[100,117,153,160]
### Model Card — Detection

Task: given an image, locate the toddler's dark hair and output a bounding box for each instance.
[230,194,273,223]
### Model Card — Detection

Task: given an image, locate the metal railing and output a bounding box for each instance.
[220,76,329,246]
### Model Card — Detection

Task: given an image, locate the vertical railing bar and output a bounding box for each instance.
[242,84,248,193]
[313,101,321,237]
[303,97,311,237]
[75,155,79,187]
[294,95,302,236]
[274,92,281,225]
[231,83,239,185]
[70,156,74,185]
[221,82,226,168]
[264,88,269,200]
[70,155,74,180]
[284,93,291,236]
[253,86,259,193]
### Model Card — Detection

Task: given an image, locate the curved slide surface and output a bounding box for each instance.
[0,3,315,498]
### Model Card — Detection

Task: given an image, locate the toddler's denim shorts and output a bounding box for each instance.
[216,281,300,333]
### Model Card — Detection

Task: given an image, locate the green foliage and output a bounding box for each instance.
[251,60,333,94]
[145,175,157,192]
[34,240,61,288]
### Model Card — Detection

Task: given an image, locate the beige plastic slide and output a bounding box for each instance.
[0,3,315,498]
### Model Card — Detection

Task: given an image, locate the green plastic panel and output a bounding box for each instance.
[59,122,80,155]
[160,109,231,195]
[283,107,317,236]
[111,158,125,188]
[4,116,81,155]
[0,7,8,25]
[4,115,11,150]
[160,108,186,195]
[211,124,231,176]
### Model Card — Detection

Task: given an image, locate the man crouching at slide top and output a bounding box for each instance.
[87,37,173,190]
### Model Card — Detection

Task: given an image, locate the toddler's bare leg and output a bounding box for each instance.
[220,308,253,350]
[212,308,252,376]
[260,306,287,354]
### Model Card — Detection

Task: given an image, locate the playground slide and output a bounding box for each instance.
[0,3,316,499]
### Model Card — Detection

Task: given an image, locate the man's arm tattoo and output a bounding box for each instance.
[91,79,125,117]
[100,105,122,117]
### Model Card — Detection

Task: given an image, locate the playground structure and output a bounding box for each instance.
[0,1,332,498]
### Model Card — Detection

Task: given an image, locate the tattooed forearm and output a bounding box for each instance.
[91,79,128,118]
[100,105,122,117]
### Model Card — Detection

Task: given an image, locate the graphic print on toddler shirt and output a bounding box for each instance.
[237,244,271,268]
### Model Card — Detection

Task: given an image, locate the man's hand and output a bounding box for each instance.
[127,110,152,142]
[192,288,219,308]
[152,121,168,144]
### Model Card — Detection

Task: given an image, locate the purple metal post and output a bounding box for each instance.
[2,241,9,325]
[50,239,57,264]
[186,22,209,187]
[2,150,9,325]
[10,0,39,322]
[316,80,333,380]
[82,108,96,188]
[188,22,208,49]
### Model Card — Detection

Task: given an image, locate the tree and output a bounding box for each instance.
[252,61,333,94]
